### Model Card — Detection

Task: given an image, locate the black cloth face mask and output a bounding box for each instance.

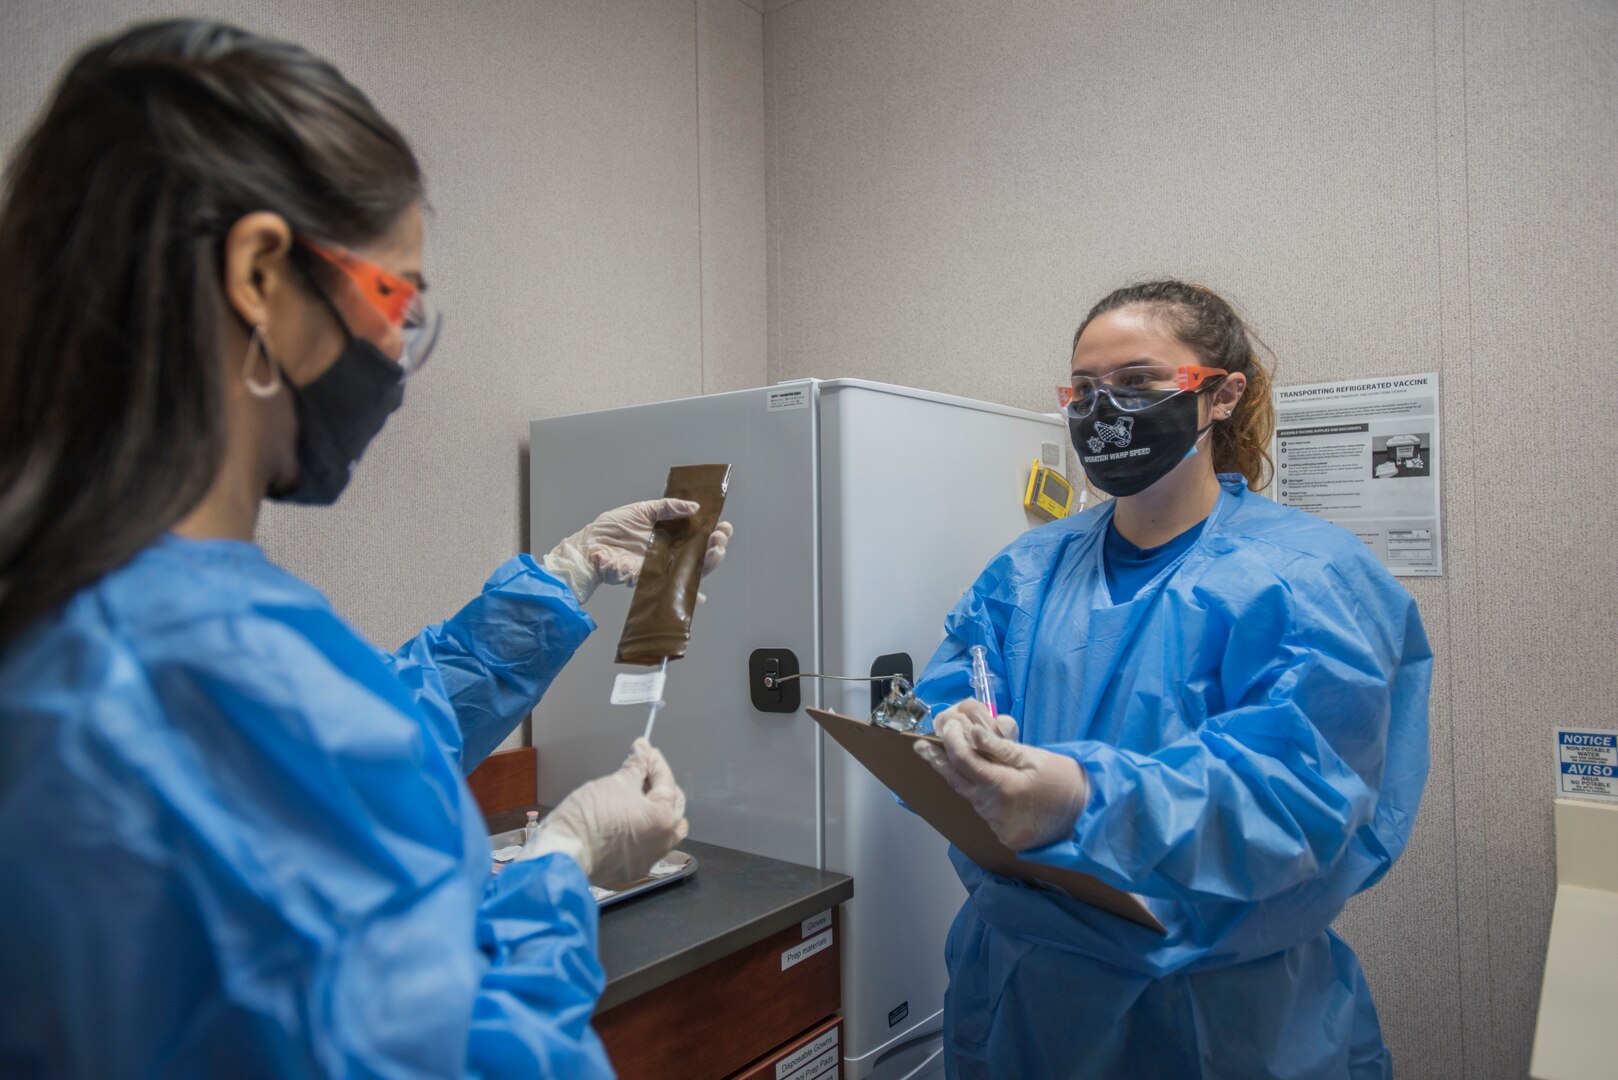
[1068,385,1217,498]
[269,335,405,506]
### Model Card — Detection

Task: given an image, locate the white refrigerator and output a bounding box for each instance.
[529,379,1068,1079]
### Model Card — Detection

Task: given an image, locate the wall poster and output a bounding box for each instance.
[1271,373,1442,576]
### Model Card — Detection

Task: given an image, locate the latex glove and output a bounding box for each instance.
[521,738,690,887]
[914,700,1088,851]
[932,698,1020,742]
[694,520,733,603]
[541,499,733,606]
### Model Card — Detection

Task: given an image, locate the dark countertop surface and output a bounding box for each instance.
[488,806,854,1012]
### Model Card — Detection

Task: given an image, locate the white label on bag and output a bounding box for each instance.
[780,1048,839,1080]
[801,909,832,938]
[776,1029,840,1080]
[768,386,810,412]
[611,671,666,705]
[781,929,833,971]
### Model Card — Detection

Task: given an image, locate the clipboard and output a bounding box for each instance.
[808,707,1166,933]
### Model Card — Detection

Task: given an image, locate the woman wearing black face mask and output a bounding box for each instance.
[909,281,1432,1078]
[0,20,729,1077]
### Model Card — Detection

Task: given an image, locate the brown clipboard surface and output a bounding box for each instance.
[808,707,1166,933]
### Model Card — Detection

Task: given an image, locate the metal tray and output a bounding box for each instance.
[592,849,698,908]
[489,828,697,907]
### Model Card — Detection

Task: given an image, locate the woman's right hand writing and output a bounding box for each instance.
[931,698,1019,742]
[917,700,1087,852]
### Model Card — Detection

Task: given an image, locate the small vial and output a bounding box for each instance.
[520,810,546,859]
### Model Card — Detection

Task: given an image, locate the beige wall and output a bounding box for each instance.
[0,0,768,755]
[765,1,1617,1077]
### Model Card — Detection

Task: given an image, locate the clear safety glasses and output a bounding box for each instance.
[301,239,442,375]
[1058,364,1227,419]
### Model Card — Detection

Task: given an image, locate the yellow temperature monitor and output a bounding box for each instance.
[1024,460,1074,521]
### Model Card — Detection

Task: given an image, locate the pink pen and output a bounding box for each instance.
[969,644,997,719]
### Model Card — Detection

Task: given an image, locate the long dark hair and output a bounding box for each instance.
[1074,280,1277,490]
[0,19,422,648]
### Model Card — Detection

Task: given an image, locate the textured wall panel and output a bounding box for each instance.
[1462,1,1618,1076]
[765,0,1469,1074]
[1430,0,1495,1073]
[766,0,1443,410]
[699,0,769,393]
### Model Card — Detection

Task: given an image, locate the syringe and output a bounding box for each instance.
[969,644,996,718]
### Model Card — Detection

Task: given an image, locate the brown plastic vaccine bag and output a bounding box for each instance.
[615,464,732,665]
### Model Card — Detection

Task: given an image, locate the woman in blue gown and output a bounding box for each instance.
[913,281,1431,1079]
[0,20,727,1078]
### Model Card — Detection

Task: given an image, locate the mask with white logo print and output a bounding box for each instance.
[1068,388,1213,498]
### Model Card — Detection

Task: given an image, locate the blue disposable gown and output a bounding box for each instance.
[0,536,613,1078]
[913,477,1431,1080]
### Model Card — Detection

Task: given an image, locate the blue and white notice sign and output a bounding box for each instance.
[1555,728,1618,803]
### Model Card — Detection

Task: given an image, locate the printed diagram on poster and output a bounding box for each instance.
[1271,374,1442,576]
[1373,434,1431,478]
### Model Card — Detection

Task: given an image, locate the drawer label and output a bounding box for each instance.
[801,909,832,938]
[781,929,834,972]
[776,1027,839,1079]
[781,1048,838,1080]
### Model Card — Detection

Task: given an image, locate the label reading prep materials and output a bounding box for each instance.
[1554,728,1618,803]
[781,929,833,971]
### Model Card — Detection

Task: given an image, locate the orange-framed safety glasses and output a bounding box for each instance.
[301,239,441,375]
[1058,364,1227,417]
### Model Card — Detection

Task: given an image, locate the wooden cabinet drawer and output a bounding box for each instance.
[595,908,841,1080]
[728,1015,843,1080]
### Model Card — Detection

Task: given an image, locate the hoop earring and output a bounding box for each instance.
[242,326,282,399]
